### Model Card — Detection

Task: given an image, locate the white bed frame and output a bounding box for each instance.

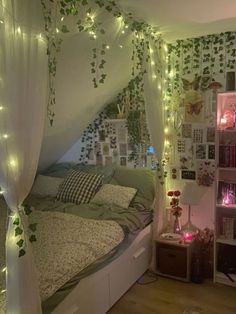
[52,223,152,314]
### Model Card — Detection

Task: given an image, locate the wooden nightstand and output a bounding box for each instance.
[156,238,193,282]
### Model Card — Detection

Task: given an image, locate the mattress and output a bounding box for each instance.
[0,197,7,314]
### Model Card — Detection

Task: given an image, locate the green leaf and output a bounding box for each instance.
[16,239,24,248]
[24,204,32,216]
[29,235,37,243]
[19,249,26,258]
[82,0,88,5]
[13,218,20,226]
[15,227,23,236]
[61,25,69,33]
[29,223,37,232]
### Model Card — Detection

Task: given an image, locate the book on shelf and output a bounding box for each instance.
[219,145,236,167]
[222,217,235,240]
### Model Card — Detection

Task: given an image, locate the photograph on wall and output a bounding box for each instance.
[196,144,206,159]
[120,157,127,166]
[110,136,117,149]
[117,127,127,142]
[95,142,101,155]
[180,156,189,169]
[88,149,94,161]
[96,154,103,166]
[196,160,216,186]
[102,143,110,155]
[119,143,127,156]
[98,130,106,142]
[208,145,215,159]
[105,156,113,165]
[193,128,204,143]
[128,142,135,151]
[206,127,215,142]
[177,140,186,153]
[182,123,192,138]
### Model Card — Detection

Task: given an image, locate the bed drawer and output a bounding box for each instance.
[109,226,152,307]
[52,272,110,314]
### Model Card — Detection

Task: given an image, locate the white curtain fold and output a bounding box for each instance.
[143,41,166,270]
[0,1,47,313]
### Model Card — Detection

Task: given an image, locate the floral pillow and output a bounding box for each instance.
[91,184,137,209]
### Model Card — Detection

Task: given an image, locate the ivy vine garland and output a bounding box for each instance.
[40,0,162,125]
[13,204,37,258]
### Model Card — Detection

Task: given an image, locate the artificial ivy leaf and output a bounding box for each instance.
[61,25,69,33]
[15,227,23,236]
[29,235,37,243]
[82,0,88,5]
[100,29,105,34]
[24,204,32,216]
[19,249,26,258]
[16,239,24,248]
[13,218,20,226]
[78,25,84,32]
[29,223,37,232]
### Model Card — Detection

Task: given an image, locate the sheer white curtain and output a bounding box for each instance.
[0,1,47,313]
[143,41,166,236]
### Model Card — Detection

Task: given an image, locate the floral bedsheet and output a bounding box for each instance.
[30,210,125,301]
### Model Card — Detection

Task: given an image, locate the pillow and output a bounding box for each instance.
[56,169,103,204]
[31,175,64,197]
[91,184,137,209]
[113,166,155,202]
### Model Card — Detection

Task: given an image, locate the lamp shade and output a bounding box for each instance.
[180,182,206,205]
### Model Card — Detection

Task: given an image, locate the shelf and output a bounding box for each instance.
[216,204,236,209]
[215,271,236,287]
[217,129,236,133]
[216,238,236,246]
[218,167,236,171]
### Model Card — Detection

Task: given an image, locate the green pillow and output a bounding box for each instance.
[113,166,155,202]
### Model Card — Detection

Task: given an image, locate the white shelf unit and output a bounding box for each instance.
[214,92,236,287]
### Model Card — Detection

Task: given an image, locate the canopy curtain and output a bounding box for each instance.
[0,0,47,313]
[143,41,166,269]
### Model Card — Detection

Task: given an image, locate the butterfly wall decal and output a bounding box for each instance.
[186,101,203,115]
[182,75,211,91]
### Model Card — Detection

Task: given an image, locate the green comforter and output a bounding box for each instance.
[24,194,150,233]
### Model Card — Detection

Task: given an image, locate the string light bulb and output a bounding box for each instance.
[1,267,6,273]
[16,26,21,34]
[60,16,64,22]
[106,45,110,50]
[119,45,123,49]
[0,19,4,24]
[2,134,8,139]
[151,61,155,66]
[56,28,60,33]
[152,74,157,80]
[1,289,6,294]
[0,106,3,110]
[121,30,125,34]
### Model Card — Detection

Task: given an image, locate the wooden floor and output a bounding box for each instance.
[108,272,236,314]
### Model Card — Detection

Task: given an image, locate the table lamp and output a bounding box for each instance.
[180,182,205,241]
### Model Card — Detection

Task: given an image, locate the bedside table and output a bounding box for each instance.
[155,238,193,282]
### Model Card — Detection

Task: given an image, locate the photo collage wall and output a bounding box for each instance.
[167,31,236,186]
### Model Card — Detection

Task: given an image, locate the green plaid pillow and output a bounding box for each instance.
[57,169,103,204]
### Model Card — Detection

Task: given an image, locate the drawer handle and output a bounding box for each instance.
[168,253,176,258]
[133,247,145,259]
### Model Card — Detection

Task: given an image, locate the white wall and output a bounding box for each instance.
[39,16,133,171]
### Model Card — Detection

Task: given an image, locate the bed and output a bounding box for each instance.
[1,164,156,314]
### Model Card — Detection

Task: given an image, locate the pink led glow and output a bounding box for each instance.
[183,231,194,242]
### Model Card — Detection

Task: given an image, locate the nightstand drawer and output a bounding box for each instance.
[156,241,192,281]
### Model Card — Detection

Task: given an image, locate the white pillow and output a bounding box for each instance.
[31,175,64,197]
[91,184,137,209]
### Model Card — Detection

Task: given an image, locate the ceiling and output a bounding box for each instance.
[119,0,236,42]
